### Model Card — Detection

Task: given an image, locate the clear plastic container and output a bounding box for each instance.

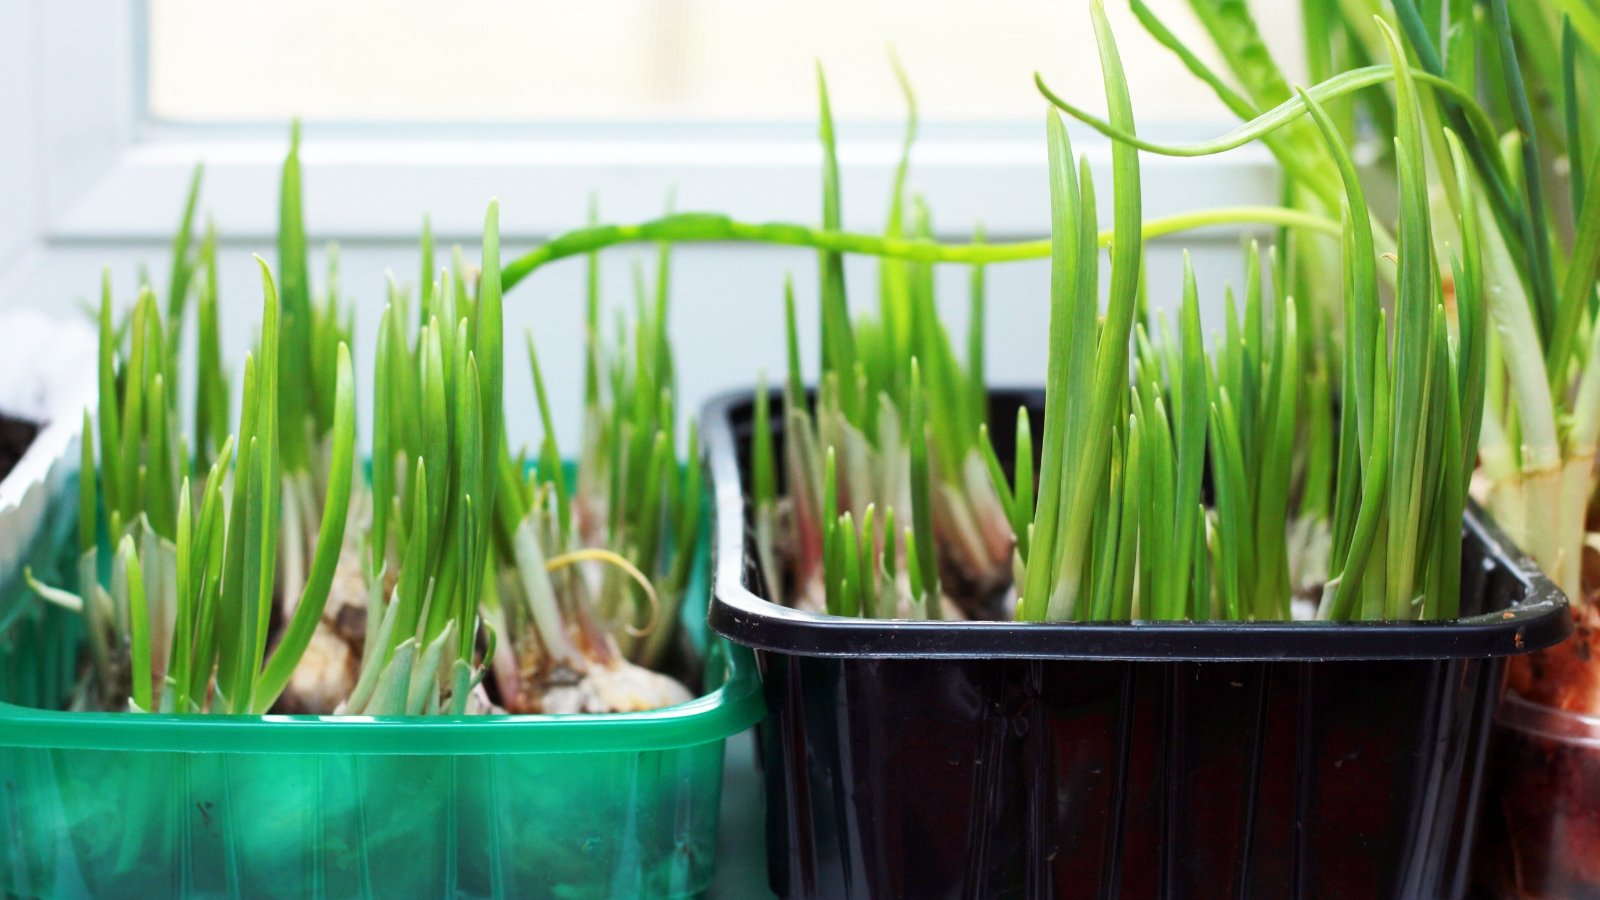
[1480,692,1600,899]
[0,488,764,900]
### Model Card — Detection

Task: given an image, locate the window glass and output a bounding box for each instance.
[147,0,1305,124]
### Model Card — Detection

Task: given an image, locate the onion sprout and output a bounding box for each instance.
[471,219,699,713]
[499,208,1339,295]
[1094,0,1596,644]
[29,1,1572,721]
[747,65,1011,621]
[1009,3,1482,623]
[31,227,357,713]
[29,127,697,717]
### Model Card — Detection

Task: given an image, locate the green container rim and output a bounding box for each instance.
[0,463,765,756]
[0,640,762,755]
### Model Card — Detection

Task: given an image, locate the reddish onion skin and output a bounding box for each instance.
[1508,603,1600,716]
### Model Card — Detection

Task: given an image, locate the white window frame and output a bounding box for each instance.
[3,0,1281,273]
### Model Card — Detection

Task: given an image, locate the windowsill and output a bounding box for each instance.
[45,128,1282,244]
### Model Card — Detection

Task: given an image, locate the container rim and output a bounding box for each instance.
[703,387,1574,662]
[1497,690,1600,748]
[0,639,763,754]
[0,314,96,518]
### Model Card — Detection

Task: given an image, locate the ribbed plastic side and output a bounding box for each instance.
[0,469,79,714]
[754,651,1501,899]
[0,742,726,899]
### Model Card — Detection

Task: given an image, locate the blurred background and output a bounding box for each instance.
[0,0,1303,450]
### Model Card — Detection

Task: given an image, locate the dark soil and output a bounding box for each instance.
[0,412,40,482]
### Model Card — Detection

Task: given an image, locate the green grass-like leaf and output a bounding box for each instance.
[254,342,357,712]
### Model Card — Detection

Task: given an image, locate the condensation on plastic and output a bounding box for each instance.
[703,388,1572,900]
[0,478,763,900]
[1478,692,1600,899]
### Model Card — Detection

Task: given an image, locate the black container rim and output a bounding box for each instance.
[703,387,1574,662]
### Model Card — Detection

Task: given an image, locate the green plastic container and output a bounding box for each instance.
[0,482,763,900]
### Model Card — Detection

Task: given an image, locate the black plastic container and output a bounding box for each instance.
[0,412,40,483]
[703,388,1572,900]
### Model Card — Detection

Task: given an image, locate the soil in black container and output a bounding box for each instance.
[0,412,40,482]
